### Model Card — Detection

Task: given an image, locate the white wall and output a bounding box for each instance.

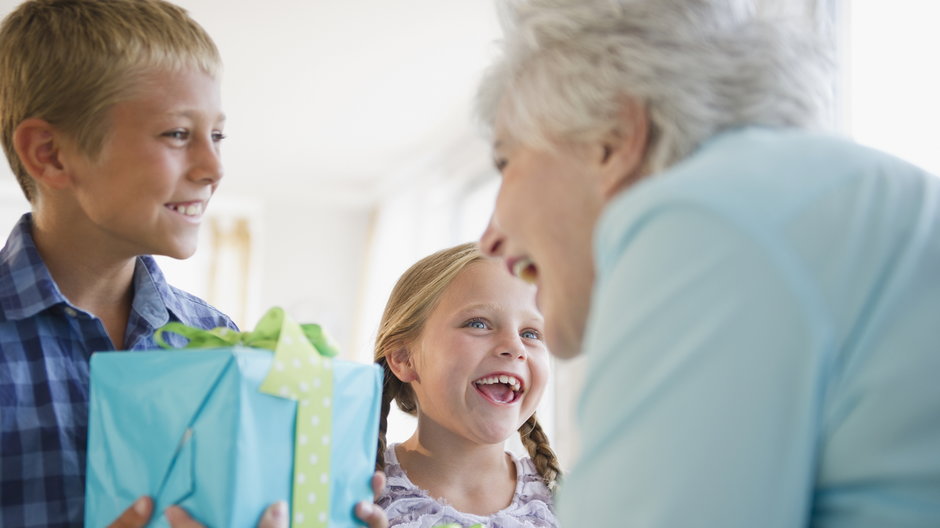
[254,198,371,358]
[0,181,27,236]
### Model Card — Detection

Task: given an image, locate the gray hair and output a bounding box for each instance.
[476,0,835,173]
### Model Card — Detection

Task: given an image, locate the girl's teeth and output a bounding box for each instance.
[475,375,523,393]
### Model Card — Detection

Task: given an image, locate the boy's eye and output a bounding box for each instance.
[163,129,189,140]
[521,329,541,340]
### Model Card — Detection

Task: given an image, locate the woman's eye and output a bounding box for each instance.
[521,329,541,340]
[212,131,227,142]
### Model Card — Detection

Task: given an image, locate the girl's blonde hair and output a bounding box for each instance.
[374,242,560,491]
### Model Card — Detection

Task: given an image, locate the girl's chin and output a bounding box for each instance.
[464,421,522,445]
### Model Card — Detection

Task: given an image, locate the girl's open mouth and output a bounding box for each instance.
[473,374,524,404]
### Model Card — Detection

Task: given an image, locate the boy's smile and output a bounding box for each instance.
[166,200,206,218]
[57,67,225,260]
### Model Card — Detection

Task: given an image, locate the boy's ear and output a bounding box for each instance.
[13,118,71,190]
[385,347,418,383]
[597,97,650,199]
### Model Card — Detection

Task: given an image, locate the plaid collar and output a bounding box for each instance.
[0,213,188,328]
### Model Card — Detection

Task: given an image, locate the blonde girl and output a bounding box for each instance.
[373,242,560,528]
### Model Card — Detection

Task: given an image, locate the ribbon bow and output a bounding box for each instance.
[155,307,338,528]
[154,309,339,358]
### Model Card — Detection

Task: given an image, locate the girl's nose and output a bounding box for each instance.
[497,333,528,360]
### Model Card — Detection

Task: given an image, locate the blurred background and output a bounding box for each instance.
[0,0,937,468]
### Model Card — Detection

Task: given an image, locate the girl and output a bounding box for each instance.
[373,242,560,528]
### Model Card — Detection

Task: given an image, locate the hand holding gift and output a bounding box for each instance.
[85,307,383,528]
[106,498,287,528]
[105,475,390,528]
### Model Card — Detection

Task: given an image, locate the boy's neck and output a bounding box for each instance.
[397,429,518,516]
[31,212,137,349]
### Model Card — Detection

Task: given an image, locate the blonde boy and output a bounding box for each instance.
[0,0,236,525]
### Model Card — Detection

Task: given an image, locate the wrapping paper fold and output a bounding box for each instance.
[84,308,382,527]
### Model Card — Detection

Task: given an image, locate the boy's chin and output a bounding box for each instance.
[169,248,198,260]
[158,241,199,260]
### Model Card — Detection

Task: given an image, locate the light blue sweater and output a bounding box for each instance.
[560,128,940,527]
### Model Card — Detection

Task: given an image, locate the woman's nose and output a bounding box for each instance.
[479,216,505,257]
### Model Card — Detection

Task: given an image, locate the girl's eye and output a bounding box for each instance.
[493,157,508,172]
[521,329,541,340]
[212,131,227,142]
[465,319,488,330]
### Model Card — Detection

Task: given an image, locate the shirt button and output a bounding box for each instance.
[63,306,78,317]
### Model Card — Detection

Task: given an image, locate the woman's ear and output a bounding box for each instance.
[597,97,650,199]
[385,347,418,383]
[13,118,71,190]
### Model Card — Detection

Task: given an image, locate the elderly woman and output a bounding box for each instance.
[477,0,940,526]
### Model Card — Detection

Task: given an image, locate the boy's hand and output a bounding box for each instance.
[106,471,386,528]
[164,501,287,528]
[106,497,288,528]
[107,497,153,528]
[355,471,389,528]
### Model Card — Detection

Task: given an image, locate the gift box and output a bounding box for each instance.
[84,308,382,527]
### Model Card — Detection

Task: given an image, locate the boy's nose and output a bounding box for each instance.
[189,139,223,184]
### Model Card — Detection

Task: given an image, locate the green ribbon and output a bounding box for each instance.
[155,307,338,528]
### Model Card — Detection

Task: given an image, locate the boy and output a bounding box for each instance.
[0,0,235,525]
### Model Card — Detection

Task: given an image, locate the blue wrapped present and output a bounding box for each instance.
[84,308,382,527]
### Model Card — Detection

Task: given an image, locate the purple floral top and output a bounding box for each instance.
[377,444,558,528]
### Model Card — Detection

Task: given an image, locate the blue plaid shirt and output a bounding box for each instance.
[0,213,236,527]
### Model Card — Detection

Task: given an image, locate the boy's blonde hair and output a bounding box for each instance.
[0,0,222,202]
[374,242,561,491]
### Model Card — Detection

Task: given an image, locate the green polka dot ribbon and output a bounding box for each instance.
[155,307,340,528]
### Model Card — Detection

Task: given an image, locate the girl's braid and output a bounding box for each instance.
[375,361,396,472]
[376,358,418,472]
[519,413,561,493]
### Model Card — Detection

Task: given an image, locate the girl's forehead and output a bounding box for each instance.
[433,260,540,319]
[442,261,501,299]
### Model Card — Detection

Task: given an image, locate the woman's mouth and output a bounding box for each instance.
[509,257,538,284]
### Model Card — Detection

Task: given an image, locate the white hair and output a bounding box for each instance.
[477,0,835,173]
